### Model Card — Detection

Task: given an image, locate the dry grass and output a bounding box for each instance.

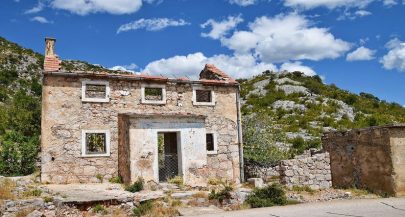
[207,177,222,186]
[144,202,179,217]
[0,178,16,201]
[15,208,34,217]
[192,191,208,199]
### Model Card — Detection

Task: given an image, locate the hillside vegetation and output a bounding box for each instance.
[240,71,405,164]
[0,36,404,176]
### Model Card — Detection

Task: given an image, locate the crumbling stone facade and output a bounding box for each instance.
[322,124,405,196]
[40,39,242,186]
[280,150,332,190]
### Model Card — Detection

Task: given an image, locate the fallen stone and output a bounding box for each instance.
[178,206,224,216]
[171,191,195,199]
[247,178,264,188]
[134,191,165,202]
[27,210,43,217]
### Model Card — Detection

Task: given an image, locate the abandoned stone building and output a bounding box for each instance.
[40,38,243,186]
[323,124,405,196]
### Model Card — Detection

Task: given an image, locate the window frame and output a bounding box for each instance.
[81,80,110,103]
[81,129,111,157]
[206,132,218,155]
[192,86,215,106]
[141,84,167,105]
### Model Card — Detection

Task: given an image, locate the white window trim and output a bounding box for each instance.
[206,132,218,155]
[192,86,215,106]
[141,84,166,105]
[81,80,110,103]
[81,129,111,157]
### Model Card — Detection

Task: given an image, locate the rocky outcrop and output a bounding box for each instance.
[272,100,306,111]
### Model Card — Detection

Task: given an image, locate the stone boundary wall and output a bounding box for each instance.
[244,160,279,182]
[280,150,331,190]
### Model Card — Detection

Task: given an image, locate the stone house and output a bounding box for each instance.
[40,38,243,186]
[322,124,405,196]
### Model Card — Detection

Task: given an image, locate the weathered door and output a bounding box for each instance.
[158,132,179,182]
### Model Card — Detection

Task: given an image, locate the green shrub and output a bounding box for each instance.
[0,131,39,176]
[292,185,316,194]
[246,184,287,208]
[132,201,153,217]
[108,176,122,184]
[125,177,144,193]
[96,174,103,183]
[168,175,183,188]
[92,204,107,214]
[208,181,234,204]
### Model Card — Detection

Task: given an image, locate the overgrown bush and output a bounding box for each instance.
[208,181,234,204]
[246,184,287,208]
[132,201,153,216]
[125,177,144,193]
[0,131,39,176]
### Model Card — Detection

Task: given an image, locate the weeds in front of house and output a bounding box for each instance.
[245,184,288,208]
[92,204,108,215]
[133,200,178,217]
[109,176,123,184]
[43,196,53,203]
[292,185,316,195]
[125,177,144,193]
[0,178,16,201]
[208,180,234,204]
[14,208,34,217]
[168,176,184,189]
[207,177,222,186]
[96,174,104,183]
[23,188,42,197]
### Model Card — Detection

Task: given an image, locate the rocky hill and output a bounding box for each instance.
[239,71,405,164]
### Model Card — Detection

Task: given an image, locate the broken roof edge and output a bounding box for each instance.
[323,123,405,136]
[43,70,239,86]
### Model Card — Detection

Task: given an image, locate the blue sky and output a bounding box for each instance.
[1,0,404,104]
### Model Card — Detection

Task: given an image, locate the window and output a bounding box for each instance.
[206,133,217,154]
[193,86,215,106]
[82,80,110,102]
[81,130,110,157]
[141,84,166,104]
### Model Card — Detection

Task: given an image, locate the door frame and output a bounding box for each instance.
[156,130,182,182]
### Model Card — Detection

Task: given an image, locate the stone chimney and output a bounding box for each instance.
[199,64,233,81]
[44,37,61,72]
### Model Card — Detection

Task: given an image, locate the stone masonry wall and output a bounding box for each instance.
[280,150,332,190]
[41,75,240,184]
[322,125,405,196]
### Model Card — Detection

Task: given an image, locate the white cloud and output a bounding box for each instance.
[24,1,45,14]
[117,18,190,33]
[30,16,53,24]
[221,14,351,63]
[201,15,243,40]
[109,63,138,73]
[143,52,277,79]
[383,0,397,6]
[229,0,257,6]
[380,38,405,72]
[280,61,316,76]
[346,46,376,61]
[50,0,143,15]
[283,0,374,9]
[355,10,372,17]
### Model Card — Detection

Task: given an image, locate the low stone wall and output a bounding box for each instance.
[244,160,279,182]
[279,150,332,190]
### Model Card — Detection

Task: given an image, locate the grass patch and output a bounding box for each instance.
[168,176,184,188]
[96,174,104,183]
[109,176,122,184]
[23,188,42,197]
[92,204,108,215]
[43,196,53,203]
[207,177,222,186]
[125,177,144,193]
[0,178,16,200]
[292,185,316,194]
[133,201,153,216]
[208,181,234,204]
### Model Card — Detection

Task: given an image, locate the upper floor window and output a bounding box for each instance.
[82,80,110,103]
[193,86,215,106]
[81,130,111,157]
[141,84,166,105]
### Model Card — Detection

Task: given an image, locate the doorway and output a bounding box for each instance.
[158,132,180,182]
